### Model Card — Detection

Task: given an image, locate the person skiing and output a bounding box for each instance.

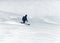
[22,14,28,23]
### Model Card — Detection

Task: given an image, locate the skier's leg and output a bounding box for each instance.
[23,20,25,23]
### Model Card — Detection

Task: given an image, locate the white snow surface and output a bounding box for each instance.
[0,1,60,43]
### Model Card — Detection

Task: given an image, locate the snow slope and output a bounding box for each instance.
[0,11,60,43]
[0,1,60,43]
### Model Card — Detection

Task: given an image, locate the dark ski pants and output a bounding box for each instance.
[23,20,25,23]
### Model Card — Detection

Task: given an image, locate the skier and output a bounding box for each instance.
[22,14,28,23]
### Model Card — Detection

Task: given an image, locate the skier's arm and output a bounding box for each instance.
[27,20,28,22]
[26,17,28,22]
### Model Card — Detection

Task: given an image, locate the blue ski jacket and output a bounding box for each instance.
[22,15,27,21]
